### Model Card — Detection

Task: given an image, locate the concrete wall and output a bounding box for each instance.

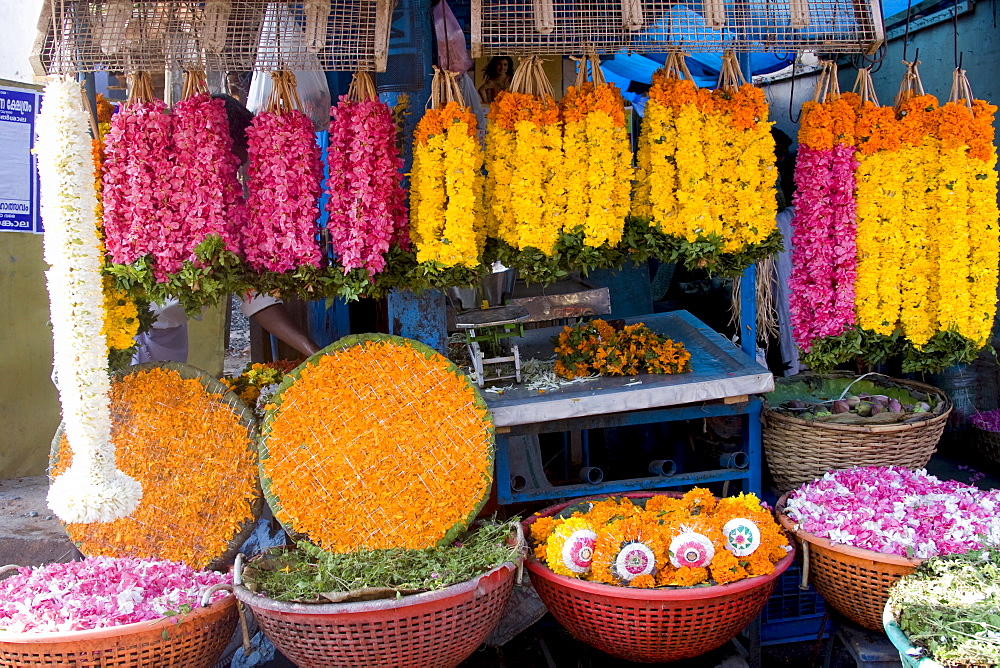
[862,3,999,121]
[0,232,60,477]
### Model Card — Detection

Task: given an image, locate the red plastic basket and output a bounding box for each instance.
[235,561,517,668]
[0,594,237,668]
[524,493,795,664]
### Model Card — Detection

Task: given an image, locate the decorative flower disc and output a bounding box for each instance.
[722,518,761,557]
[560,529,598,574]
[669,532,715,568]
[614,541,656,581]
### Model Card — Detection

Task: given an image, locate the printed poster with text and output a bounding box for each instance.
[0,86,40,233]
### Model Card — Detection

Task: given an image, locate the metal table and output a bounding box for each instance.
[484,309,774,505]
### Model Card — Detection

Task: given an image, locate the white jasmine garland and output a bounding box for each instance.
[36,77,142,523]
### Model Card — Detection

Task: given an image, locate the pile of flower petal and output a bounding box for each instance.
[783,466,1000,558]
[0,556,230,633]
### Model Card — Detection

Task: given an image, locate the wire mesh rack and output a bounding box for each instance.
[31,0,393,76]
[471,0,884,57]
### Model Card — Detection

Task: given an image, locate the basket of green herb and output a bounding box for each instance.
[763,373,950,492]
[884,548,1000,667]
[233,522,523,668]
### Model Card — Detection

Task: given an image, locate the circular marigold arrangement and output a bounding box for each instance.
[528,489,789,588]
[260,335,494,552]
[51,365,261,569]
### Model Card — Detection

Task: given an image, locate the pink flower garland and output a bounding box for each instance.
[0,556,231,633]
[789,144,858,351]
[102,101,175,277]
[784,466,1000,558]
[169,93,246,270]
[325,97,408,275]
[242,110,324,274]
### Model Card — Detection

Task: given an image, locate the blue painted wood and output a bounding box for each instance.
[740,263,758,358]
[387,289,447,354]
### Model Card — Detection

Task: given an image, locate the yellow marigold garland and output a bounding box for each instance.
[411,100,485,268]
[632,57,776,254]
[560,59,633,248]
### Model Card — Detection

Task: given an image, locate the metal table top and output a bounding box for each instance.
[483,310,774,428]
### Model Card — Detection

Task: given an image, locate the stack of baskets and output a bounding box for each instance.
[763,374,951,492]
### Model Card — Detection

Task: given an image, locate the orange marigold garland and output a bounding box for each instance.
[50,365,261,569]
[261,335,494,553]
[528,490,790,588]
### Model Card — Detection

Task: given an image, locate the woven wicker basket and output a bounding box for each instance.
[972,424,1000,468]
[776,495,922,631]
[763,375,951,493]
[235,561,517,668]
[523,493,795,663]
[0,591,237,668]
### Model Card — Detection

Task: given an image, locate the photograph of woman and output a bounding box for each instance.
[477,56,515,104]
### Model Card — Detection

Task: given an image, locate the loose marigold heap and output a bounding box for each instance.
[51,367,260,569]
[554,319,692,379]
[529,490,789,587]
[261,336,494,553]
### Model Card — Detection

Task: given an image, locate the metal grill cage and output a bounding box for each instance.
[32,0,393,76]
[472,0,884,57]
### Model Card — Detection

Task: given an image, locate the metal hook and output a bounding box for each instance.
[788,57,801,124]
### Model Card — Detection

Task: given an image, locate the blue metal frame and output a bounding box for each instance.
[494,396,762,504]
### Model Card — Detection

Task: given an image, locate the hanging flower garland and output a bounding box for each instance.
[90,94,141,368]
[484,56,567,272]
[326,71,408,280]
[560,53,633,250]
[163,71,246,303]
[410,67,486,271]
[242,71,324,284]
[631,52,780,275]
[789,62,859,352]
[799,63,999,372]
[101,72,175,283]
[528,489,789,588]
[36,77,142,524]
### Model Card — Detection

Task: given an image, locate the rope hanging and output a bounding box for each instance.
[948,66,975,109]
[852,67,880,107]
[181,70,209,102]
[428,67,467,109]
[265,71,305,114]
[126,71,156,106]
[346,70,378,103]
[812,60,842,104]
[716,50,748,94]
[893,59,925,112]
[508,55,554,100]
